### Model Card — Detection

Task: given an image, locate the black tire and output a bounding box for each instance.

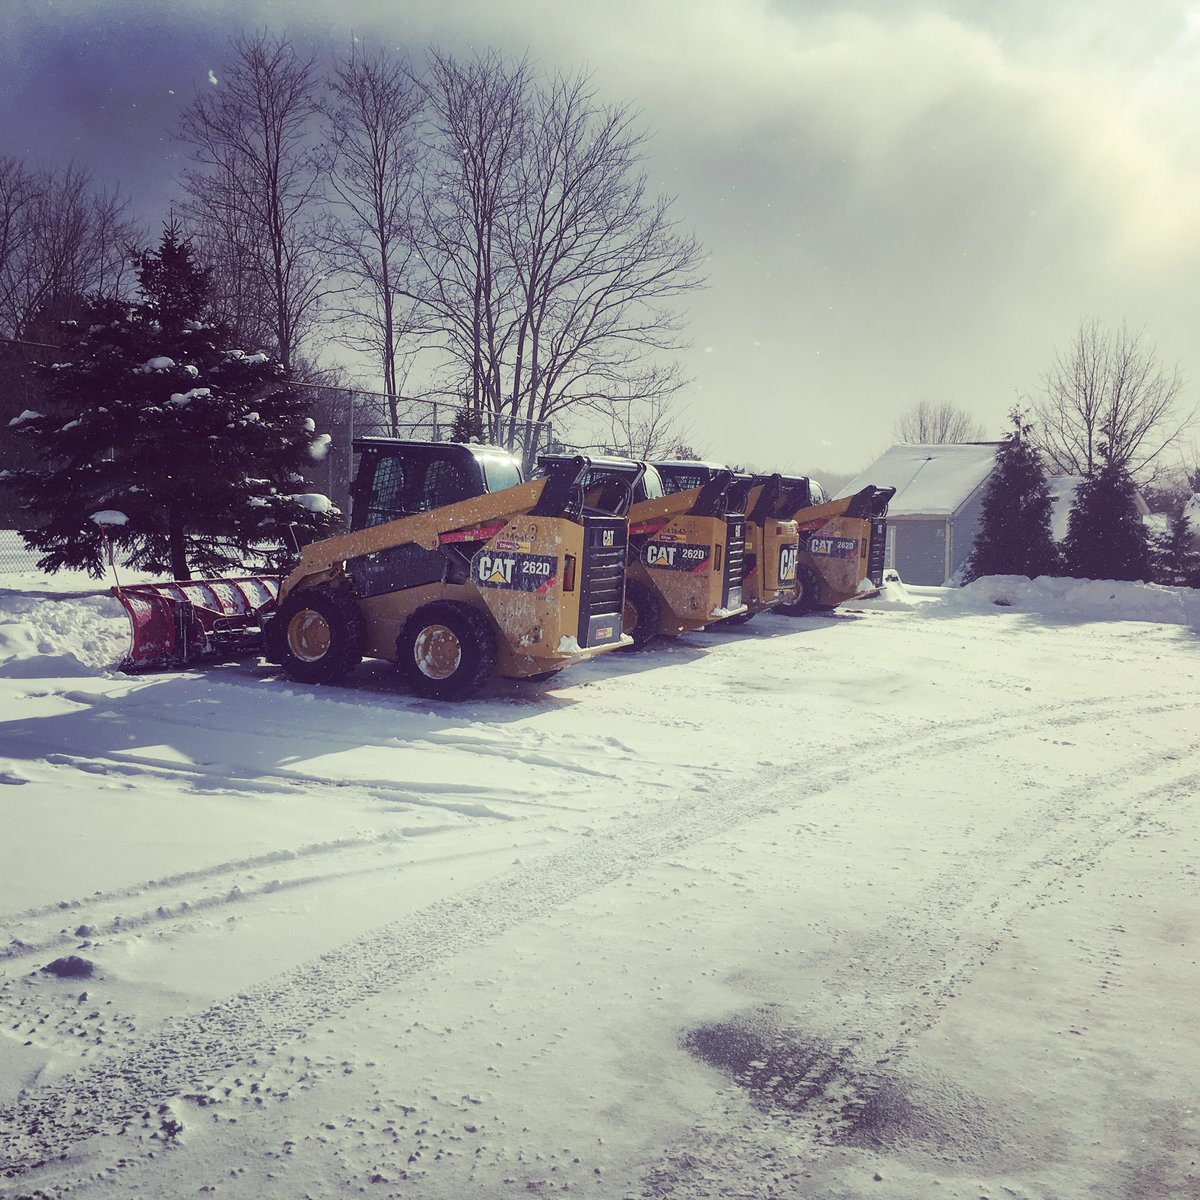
[621,579,662,651]
[776,566,822,617]
[398,601,497,700]
[270,586,364,684]
[521,669,563,683]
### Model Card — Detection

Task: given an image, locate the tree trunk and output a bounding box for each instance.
[168,508,190,580]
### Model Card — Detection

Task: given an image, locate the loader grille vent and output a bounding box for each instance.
[723,515,746,607]
[577,517,627,648]
[867,518,888,586]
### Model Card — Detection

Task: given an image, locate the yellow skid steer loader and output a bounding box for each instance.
[117,441,631,699]
[537,455,748,650]
[777,483,896,615]
[652,462,805,626]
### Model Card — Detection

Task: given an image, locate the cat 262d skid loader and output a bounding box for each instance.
[777,481,896,615]
[114,441,631,699]
[537,454,748,650]
[654,462,805,625]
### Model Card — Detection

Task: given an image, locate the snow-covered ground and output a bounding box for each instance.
[1,559,1199,1199]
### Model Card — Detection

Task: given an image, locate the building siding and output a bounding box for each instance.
[949,479,989,580]
[892,518,948,585]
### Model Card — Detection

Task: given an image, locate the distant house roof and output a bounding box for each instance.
[1047,474,1152,542]
[835,442,1001,517]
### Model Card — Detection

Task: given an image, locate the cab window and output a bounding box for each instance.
[361,456,407,527]
[636,466,666,501]
[481,456,522,493]
[420,457,473,511]
[659,467,709,494]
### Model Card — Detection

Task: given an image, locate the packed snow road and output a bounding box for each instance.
[1,575,1198,1199]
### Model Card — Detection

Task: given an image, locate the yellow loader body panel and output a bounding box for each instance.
[787,485,895,610]
[740,482,801,613]
[624,490,747,636]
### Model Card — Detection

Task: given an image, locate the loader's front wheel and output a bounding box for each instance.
[272,587,364,684]
[776,566,821,616]
[621,580,662,651]
[399,602,497,700]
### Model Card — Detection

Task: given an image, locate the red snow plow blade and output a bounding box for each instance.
[113,576,280,671]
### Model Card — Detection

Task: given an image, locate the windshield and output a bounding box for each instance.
[481,455,523,493]
[637,465,665,501]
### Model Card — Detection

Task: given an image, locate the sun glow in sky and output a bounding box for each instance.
[3,0,1199,475]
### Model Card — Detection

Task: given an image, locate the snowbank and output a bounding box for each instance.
[0,592,128,676]
[949,575,1200,627]
[843,571,1200,628]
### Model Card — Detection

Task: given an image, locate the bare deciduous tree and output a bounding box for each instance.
[893,400,987,444]
[1029,318,1192,480]
[588,388,699,460]
[321,44,425,434]
[407,52,704,449]
[412,49,530,418]
[0,158,134,340]
[504,70,704,430]
[179,33,325,370]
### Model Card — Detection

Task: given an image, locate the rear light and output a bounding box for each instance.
[563,554,577,592]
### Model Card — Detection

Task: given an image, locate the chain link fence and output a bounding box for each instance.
[0,529,35,574]
[0,396,556,574]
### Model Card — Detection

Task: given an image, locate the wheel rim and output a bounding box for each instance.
[287,609,331,662]
[413,623,463,680]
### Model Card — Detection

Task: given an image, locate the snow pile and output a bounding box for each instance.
[844,571,926,610]
[308,433,332,461]
[948,575,1200,627]
[288,493,333,514]
[7,410,42,427]
[168,388,211,406]
[90,510,129,527]
[0,593,128,677]
[139,356,176,373]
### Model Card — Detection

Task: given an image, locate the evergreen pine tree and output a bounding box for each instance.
[962,410,1060,583]
[9,223,338,579]
[1150,508,1200,587]
[1060,448,1151,581]
[450,406,485,444]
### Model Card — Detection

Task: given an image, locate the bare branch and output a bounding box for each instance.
[1029,318,1194,480]
[893,400,988,444]
[178,32,326,370]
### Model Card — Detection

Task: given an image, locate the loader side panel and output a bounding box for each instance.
[576,516,627,648]
[632,512,738,630]
[867,517,888,586]
[798,514,868,604]
[724,516,746,611]
[346,542,447,598]
[760,520,800,596]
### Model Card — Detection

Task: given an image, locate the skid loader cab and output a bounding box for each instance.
[540,455,748,648]
[781,482,897,615]
[349,439,523,531]
[253,440,633,698]
[654,460,730,497]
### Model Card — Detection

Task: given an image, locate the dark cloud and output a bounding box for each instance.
[4,0,1199,472]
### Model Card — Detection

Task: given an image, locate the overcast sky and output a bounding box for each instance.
[4,0,1200,475]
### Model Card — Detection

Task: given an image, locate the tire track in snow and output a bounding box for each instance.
[1,692,1192,1186]
[640,738,1200,1197]
[0,833,534,966]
